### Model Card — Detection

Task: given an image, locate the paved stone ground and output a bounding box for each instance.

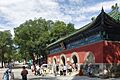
[0,62,120,80]
[0,68,120,80]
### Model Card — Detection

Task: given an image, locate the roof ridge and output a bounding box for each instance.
[107,4,120,23]
[47,5,120,48]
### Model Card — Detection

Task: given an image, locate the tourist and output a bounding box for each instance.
[63,65,67,76]
[31,65,34,74]
[31,65,36,75]
[56,64,59,74]
[87,64,93,76]
[59,65,63,76]
[36,64,40,75]
[8,70,14,80]
[7,63,13,70]
[21,66,28,80]
[75,64,78,71]
[75,69,83,76]
[53,65,57,76]
[68,65,72,75]
[2,69,9,80]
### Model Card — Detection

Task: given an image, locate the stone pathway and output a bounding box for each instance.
[0,68,120,80]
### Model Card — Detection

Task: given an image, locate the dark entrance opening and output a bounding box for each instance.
[72,55,78,65]
[53,58,57,64]
[61,56,65,65]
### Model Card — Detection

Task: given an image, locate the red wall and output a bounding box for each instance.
[48,41,120,64]
[48,41,104,64]
[103,41,120,64]
[76,41,104,63]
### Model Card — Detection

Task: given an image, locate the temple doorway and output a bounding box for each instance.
[71,52,79,71]
[71,52,79,64]
[53,58,57,64]
[84,52,95,64]
[72,55,78,65]
[61,56,66,65]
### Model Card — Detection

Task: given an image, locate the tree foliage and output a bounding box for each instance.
[14,18,50,61]
[0,30,13,67]
[50,21,76,42]
[14,18,76,64]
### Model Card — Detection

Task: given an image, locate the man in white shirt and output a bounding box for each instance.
[36,65,40,75]
[63,65,67,76]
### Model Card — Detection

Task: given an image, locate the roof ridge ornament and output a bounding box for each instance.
[100,7,105,26]
[101,6,104,12]
[111,3,119,11]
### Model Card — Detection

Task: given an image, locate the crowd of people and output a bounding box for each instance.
[29,63,79,77]
[2,63,14,80]
[2,63,28,80]
[2,63,108,80]
[2,69,14,80]
[51,63,99,77]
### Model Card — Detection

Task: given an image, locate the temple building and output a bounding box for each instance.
[47,4,120,75]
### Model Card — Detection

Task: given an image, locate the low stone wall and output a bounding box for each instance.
[80,63,120,78]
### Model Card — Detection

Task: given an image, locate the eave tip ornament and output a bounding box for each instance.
[111,3,119,11]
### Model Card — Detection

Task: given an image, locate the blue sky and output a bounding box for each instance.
[0,0,120,36]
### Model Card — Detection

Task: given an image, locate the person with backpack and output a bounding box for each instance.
[21,66,28,80]
[2,69,9,80]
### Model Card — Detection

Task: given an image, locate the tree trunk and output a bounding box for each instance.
[1,53,4,68]
[29,52,36,74]
[1,60,4,68]
[29,53,35,65]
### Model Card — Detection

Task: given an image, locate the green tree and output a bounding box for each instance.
[14,18,76,65]
[14,18,50,65]
[0,30,13,68]
[50,21,76,43]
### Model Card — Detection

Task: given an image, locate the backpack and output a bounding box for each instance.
[3,72,9,80]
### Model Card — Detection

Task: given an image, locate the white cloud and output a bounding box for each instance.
[0,0,120,36]
[70,0,120,28]
[0,0,24,6]
[82,0,120,13]
[0,0,73,28]
[68,0,83,3]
